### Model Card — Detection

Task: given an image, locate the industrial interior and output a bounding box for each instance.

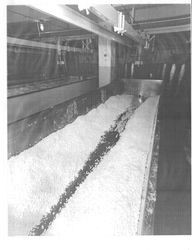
[7,4,191,236]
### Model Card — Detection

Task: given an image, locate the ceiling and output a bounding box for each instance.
[113,4,191,60]
[7,5,94,42]
[7,4,191,55]
[113,4,190,25]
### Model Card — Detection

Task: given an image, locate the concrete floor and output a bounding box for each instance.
[154,91,191,235]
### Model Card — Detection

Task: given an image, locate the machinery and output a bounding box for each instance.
[7,4,191,236]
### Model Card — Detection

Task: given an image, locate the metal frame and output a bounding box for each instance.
[89,5,141,43]
[30,4,134,47]
[35,34,96,43]
[133,16,190,26]
[19,29,92,40]
[137,100,159,235]
[7,36,93,53]
[144,24,190,34]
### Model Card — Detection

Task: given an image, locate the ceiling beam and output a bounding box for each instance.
[29,4,133,47]
[133,15,190,25]
[132,16,190,31]
[144,24,190,34]
[89,5,142,43]
[113,4,168,11]
[133,4,190,23]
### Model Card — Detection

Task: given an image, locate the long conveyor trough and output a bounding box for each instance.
[8,79,162,236]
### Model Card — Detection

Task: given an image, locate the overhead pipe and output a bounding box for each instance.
[133,16,190,26]
[144,24,190,34]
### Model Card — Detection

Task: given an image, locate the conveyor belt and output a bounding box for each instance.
[29,99,141,236]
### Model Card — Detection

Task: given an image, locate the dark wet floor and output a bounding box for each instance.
[154,90,191,234]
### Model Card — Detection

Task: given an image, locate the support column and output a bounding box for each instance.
[98,36,112,87]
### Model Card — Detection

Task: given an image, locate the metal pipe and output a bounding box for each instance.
[175,64,185,96]
[161,64,167,80]
[144,24,190,34]
[7,36,93,53]
[169,64,176,83]
[131,7,135,24]
[133,16,190,26]
[131,62,134,78]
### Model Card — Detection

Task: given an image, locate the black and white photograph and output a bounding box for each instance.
[2,0,191,245]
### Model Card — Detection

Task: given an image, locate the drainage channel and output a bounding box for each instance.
[29,98,142,236]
